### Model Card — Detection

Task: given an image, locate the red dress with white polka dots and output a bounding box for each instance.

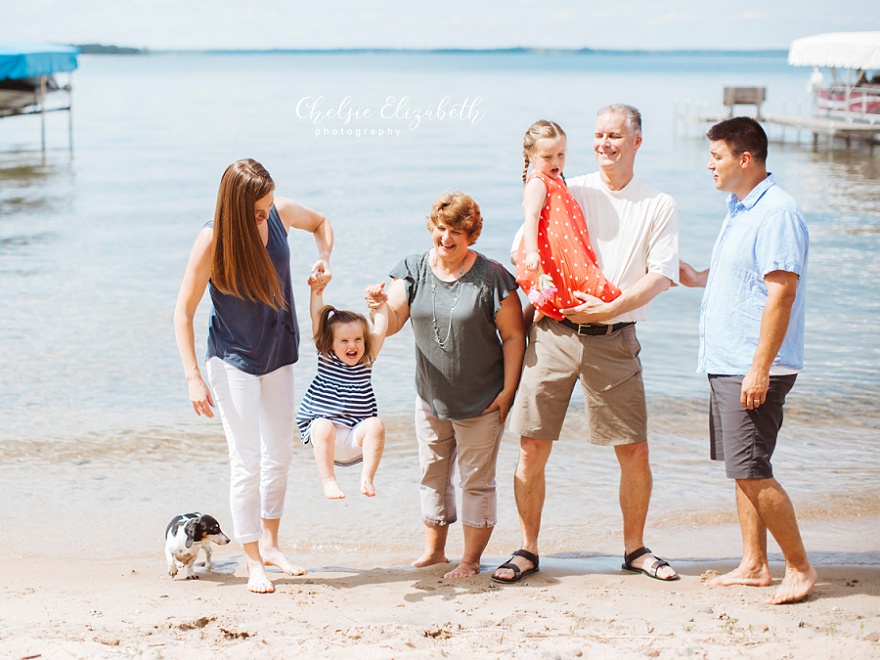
[515,171,621,321]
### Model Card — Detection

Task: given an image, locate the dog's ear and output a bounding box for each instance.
[184,519,198,548]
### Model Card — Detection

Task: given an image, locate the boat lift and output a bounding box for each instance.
[0,42,80,152]
[772,31,880,147]
[675,33,880,149]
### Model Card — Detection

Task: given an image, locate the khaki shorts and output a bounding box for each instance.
[508,318,647,445]
[414,397,503,528]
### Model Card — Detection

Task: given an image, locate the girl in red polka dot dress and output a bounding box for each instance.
[515,119,620,321]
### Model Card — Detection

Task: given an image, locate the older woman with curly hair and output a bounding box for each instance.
[366,191,525,578]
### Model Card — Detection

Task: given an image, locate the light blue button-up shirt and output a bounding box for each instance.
[697,175,809,375]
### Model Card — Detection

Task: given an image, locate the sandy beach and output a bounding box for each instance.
[2,550,878,659]
[1,428,879,659]
[2,45,879,660]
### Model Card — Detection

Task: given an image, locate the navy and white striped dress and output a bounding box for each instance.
[296,351,377,445]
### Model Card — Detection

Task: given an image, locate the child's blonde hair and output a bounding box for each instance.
[314,306,375,366]
[522,119,566,182]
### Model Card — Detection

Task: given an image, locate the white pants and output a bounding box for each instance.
[206,357,295,544]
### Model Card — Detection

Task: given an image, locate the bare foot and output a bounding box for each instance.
[360,478,376,497]
[492,553,536,582]
[767,565,817,605]
[412,551,449,568]
[260,546,306,576]
[246,561,274,594]
[627,551,678,580]
[323,478,346,500]
[707,564,773,588]
[443,560,481,578]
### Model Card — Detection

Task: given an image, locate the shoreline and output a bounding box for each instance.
[1,553,877,659]
[2,445,879,564]
[3,420,878,658]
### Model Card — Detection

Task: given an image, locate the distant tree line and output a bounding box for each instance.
[70,44,148,55]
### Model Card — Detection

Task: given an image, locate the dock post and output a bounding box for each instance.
[68,72,74,154]
[40,75,47,154]
[780,99,786,143]
[673,100,677,137]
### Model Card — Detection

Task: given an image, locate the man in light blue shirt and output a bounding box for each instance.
[680,117,816,605]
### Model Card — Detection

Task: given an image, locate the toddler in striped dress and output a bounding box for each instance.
[296,276,389,499]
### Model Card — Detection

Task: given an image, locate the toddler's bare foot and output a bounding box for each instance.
[443,560,481,578]
[412,551,449,568]
[361,478,376,497]
[767,566,817,604]
[246,560,274,594]
[323,478,346,500]
[707,564,773,588]
[260,546,306,576]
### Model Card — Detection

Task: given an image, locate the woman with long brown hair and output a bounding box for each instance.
[174,158,333,593]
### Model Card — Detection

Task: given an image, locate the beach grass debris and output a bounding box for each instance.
[423,627,452,639]
[220,627,250,640]
[178,616,215,631]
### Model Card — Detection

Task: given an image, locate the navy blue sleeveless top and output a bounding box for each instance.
[205,206,300,375]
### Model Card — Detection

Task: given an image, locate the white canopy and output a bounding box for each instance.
[788,32,880,70]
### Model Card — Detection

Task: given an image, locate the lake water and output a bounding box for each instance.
[1,51,878,565]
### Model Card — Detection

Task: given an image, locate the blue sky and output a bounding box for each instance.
[2,0,878,51]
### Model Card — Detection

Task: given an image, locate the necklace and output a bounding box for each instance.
[431,278,462,351]
[429,249,468,352]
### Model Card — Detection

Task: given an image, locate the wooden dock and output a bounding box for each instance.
[674,86,880,148]
[675,107,880,148]
[762,114,880,146]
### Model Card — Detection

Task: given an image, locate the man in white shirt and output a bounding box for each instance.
[493,104,680,584]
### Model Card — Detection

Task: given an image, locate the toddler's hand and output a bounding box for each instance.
[308,268,331,291]
[364,282,388,308]
[309,260,332,286]
[525,251,541,272]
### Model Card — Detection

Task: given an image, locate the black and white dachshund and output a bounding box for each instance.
[165,512,230,580]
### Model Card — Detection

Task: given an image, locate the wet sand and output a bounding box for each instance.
[2,420,879,658]
[1,552,878,659]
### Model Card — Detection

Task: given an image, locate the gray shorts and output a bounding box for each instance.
[708,374,797,479]
[508,318,647,445]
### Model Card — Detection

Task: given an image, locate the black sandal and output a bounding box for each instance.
[621,546,679,581]
[491,549,540,584]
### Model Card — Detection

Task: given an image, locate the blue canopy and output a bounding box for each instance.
[0,42,79,81]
